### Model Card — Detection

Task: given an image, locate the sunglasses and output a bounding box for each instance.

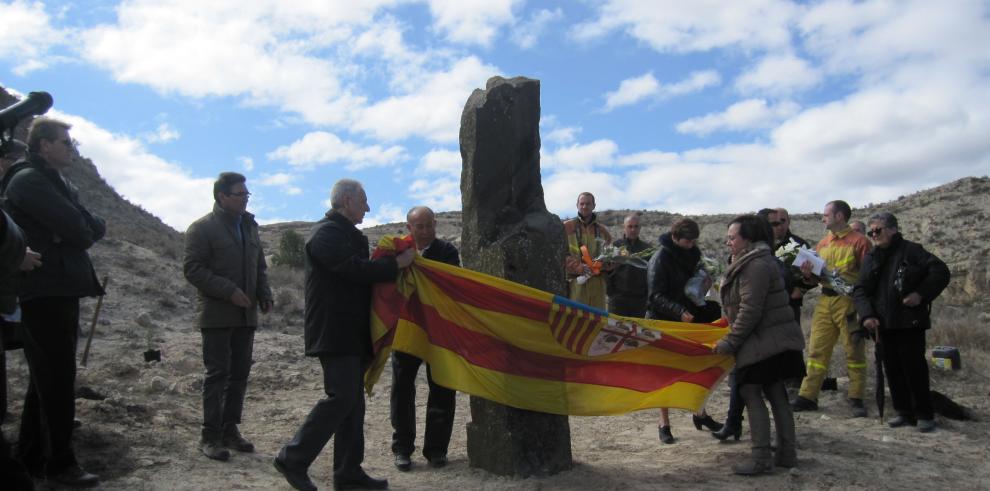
[867,227,884,237]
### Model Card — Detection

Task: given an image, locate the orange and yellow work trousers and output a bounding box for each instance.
[798,295,868,402]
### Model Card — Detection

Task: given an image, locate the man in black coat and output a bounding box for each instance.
[853,212,950,433]
[1,117,104,487]
[275,179,414,491]
[391,206,459,472]
[606,213,651,317]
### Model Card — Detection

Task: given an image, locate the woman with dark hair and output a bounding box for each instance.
[715,215,805,475]
[647,218,723,444]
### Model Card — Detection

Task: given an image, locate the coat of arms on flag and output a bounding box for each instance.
[549,296,660,357]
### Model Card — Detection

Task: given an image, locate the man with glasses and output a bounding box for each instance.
[185,172,273,461]
[791,200,872,417]
[853,212,949,433]
[1,117,104,486]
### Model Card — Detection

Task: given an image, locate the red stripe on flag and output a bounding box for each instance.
[565,310,590,351]
[418,264,548,321]
[549,305,567,339]
[572,314,601,354]
[402,294,724,393]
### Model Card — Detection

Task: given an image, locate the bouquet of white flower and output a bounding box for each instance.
[574,240,657,285]
[775,239,853,296]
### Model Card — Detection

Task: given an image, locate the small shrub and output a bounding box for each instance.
[271,230,305,269]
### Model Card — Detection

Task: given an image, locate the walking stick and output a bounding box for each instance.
[80,275,110,367]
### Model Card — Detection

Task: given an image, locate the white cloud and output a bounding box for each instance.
[257,172,303,195]
[55,111,213,230]
[0,0,65,75]
[361,202,406,228]
[543,171,624,218]
[676,99,799,136]
[351,56,498,143]
[572,0,797,53]
[510,8,563,49]
[542,139,619,170]
[78,1,388,126]
[238,156,254,171]
[267,132,406,170]
[141,122,180,143]
[426,0,520,46]
[419,148,461,175]
[736,54,821,95]
[540,115,581,145]
[603,70,720,111]
[603,72,659,111]
[409,177,461,211]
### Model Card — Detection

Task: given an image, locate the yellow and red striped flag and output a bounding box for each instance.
[366,235,734,416]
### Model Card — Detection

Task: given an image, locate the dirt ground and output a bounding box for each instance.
[3,248,989,490]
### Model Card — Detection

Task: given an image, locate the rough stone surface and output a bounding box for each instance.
[459,75,572,477]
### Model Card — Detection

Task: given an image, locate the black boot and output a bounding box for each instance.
[200,428,230,461]
[658,425,675,444]
[692,414,723,431]
[222,423,255,452]
[712,416,743,441]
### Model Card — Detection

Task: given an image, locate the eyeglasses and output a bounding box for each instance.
[227,191,251,198]
[867,227,884,237]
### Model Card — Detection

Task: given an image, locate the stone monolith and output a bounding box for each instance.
[459,76,573,477]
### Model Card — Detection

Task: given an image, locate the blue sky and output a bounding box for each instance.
[2,0,989,231]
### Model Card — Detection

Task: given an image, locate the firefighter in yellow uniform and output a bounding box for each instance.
[563,192,612,310]
[792,200,872,417]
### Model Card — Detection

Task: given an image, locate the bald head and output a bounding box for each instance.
[406,206,437,249]
[623,213,641,241]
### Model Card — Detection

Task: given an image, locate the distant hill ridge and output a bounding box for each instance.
[3,86,986,313]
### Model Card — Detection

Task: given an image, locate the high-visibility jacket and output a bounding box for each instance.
[816,225,871,287]
[563,214,612,309]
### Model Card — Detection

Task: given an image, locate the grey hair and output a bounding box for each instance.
[869,212,898,230]
[330,179,363,210]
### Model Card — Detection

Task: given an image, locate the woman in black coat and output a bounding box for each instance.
[646,218,723,444]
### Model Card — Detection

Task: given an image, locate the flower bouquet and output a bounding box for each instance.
[775,239,853,296]
[574,239,657,285]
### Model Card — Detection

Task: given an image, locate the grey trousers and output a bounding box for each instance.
[739,380,796,463]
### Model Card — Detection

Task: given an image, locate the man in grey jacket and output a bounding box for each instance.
[184,172,273,461]
[1,117,104,487]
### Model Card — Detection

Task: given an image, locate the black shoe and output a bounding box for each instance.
[334,473,389,490]
[918,419,936,433]
[712,420,742,441]
[200,438,230,461]
[790,396,818,412]
[658,425,675,444]
[394,454,411,472]
[732,459,774,476]
[692,414,723,432]
[821,377,838,391]
[888,415,917,428]
[48,464,100,487]
[427,454,448,468]
[849,398,868,418]
[222,423,255,452]
[274,456,317,491]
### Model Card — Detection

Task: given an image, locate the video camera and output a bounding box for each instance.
[0,91,53,158]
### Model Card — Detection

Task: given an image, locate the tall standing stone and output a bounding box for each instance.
[459,76,573,477]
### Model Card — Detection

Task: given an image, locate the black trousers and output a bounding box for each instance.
[879,328,933,420]
[16,296,80,473]
[201,327,255,432]
[279,356,367,480]
[389,351,455,459]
